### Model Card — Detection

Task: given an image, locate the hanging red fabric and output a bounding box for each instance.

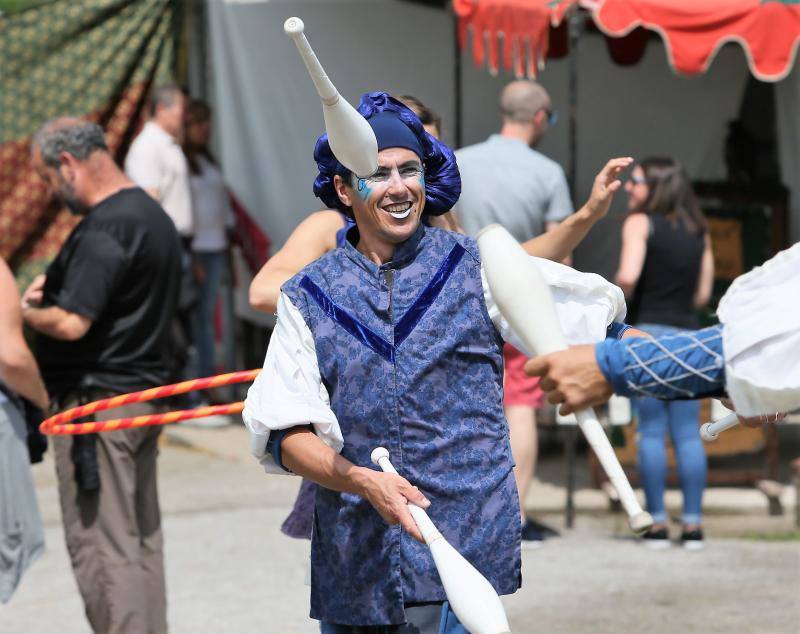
[453,0,577,77]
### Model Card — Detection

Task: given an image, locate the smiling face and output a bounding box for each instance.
[334,147,425,261]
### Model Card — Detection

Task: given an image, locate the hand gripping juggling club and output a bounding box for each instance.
[476,224,653,534]
[283,17,378,177]
[700,413,739,441]
[370,447,511,634]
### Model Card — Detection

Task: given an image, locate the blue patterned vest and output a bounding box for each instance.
[282,223,521,626]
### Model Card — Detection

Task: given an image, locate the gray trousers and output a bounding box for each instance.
[53,398,167,634]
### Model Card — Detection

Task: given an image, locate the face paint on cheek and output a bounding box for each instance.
[418,172,425,192]
[356,178,373,202]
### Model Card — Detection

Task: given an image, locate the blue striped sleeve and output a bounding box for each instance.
[595,325,726,400]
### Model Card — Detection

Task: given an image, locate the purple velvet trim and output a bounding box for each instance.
[300,276,395,362]
[301,244,465,361]
[394,244,465,346]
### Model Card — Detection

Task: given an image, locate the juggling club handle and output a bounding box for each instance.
[283,17,339,105]
[575,409,653,533]
[700,413,739,442]
[370,447,442,545]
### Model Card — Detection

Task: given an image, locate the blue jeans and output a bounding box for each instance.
[634,324,707,525]
[191,250,227,379]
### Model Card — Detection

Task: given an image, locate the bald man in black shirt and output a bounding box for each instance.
[24,118,180,634]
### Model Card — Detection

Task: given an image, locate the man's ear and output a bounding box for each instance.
[333,174,354,207]
[59,151,78,181]
[533,108,548,129]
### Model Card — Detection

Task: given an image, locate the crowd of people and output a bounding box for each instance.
[0,78,794,634]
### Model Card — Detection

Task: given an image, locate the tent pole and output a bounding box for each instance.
[567,9,582,202]
[453,5,463,149]
[563,7,583,532]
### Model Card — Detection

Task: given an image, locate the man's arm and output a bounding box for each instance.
[249,210,344,313]
[22,304,91,341]
[242,292,429,542]
[525,325,726,413]
[0,260,49,409]
[22,228,127,341]
[280,428,429,543]
[522,158,633,263]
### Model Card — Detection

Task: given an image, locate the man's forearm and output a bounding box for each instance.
[522,207,595,262]
[280,428,374,496]
[595,325,726,400]
[23,305,89,340]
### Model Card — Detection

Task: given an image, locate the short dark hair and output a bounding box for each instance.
[33,118,108,168]
[149,83,184,118]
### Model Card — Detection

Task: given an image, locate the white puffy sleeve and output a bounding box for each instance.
[482,256,627,354]
[718,242,800,417]
[242,292,343,475]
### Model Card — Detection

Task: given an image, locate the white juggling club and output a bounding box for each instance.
[476,225,653,534]
[700,413,739,441]
[283,17,378,177]
[370,447,511,634]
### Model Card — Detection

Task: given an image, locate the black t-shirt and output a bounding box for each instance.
[38,187,182,397]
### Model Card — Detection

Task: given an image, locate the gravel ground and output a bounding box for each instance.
[2,424,798,634]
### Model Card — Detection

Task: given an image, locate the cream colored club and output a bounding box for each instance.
[370,447,511,634]
[476,224,653,534]
[284,17,378,177]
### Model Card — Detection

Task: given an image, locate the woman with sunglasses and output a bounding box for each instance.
[617,157,714,549]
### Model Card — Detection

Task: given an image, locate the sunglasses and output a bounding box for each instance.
[543,109,558,127]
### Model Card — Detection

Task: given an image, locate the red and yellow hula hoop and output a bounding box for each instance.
[40,369,259,436]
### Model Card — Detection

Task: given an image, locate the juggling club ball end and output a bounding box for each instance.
[371,447,390,465]
[283,17,304,35]
[629,511,654,534]
[699,423,718,442]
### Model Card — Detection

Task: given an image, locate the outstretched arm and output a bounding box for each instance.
[522,157,632,262]
[525,325,726,414]
[249,210,345,313]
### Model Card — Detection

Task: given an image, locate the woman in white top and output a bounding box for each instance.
[183,100,235,382]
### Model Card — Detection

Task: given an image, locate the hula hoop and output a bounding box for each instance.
[40,369,259,436]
